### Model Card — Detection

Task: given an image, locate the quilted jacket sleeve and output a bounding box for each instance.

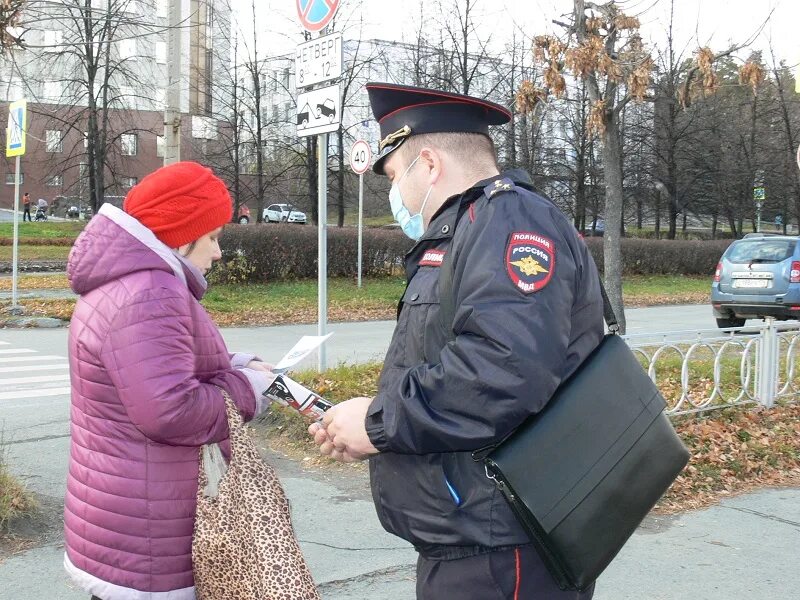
[99,287,259,446]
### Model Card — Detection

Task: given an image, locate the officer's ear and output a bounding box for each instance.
[418,147,442,186]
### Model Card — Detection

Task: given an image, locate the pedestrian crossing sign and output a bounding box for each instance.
[6,99,27,157]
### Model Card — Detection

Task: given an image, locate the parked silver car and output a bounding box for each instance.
[262,203,307,224]
[711,233,800,328]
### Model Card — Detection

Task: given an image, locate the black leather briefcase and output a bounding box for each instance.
[481,330,689,591]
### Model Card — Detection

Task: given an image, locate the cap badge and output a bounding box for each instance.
[379,125,412,152]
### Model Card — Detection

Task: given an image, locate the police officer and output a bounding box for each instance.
[310,83,604,599]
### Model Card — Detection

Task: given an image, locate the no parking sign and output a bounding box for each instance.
[296,0,340,33]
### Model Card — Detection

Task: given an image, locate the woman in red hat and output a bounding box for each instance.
[63,162,275,600]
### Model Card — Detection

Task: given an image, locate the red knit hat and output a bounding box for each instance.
[123,161,232,248]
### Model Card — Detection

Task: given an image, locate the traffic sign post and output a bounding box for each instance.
[349,140,371,288]
[296,0,341,371]
[6,99,27,314]
[754,186,766,233]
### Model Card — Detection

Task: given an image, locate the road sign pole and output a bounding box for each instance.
[358,172,364,288]
[318,133,328,372]
[11,155,20,310]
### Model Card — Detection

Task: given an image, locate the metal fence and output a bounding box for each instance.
[624,319,800,415]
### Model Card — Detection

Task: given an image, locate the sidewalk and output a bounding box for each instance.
[1,440,797,600]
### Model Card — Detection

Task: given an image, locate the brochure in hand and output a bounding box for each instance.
[262,334,334,419]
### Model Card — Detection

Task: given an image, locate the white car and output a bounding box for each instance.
[263,203,307,224]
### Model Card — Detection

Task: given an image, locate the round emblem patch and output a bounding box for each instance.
[505,232,555,294]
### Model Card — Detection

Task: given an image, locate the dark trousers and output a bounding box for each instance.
[23,207,31,221]
[416,545,595,600]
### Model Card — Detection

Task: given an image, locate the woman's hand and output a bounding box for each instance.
[246,360,275,373]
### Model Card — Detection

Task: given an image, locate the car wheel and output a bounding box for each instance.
[238,216,249,224]
[716,317,746,329]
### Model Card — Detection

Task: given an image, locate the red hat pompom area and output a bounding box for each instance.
[123,161,233,249]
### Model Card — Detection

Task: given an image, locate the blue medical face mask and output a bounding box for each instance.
[389,155,434,241]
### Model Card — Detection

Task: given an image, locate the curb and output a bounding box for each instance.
[0,316,67,328]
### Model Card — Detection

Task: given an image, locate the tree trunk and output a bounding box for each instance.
[601,110,626,333]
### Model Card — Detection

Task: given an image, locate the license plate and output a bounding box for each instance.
[732,279,770,289]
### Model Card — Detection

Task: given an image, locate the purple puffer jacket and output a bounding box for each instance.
[64,204,270,600]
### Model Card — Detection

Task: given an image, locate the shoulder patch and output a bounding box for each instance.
[505,232,555,294]
[419,249,446,267]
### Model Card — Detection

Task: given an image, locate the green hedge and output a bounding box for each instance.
[584,238,732,275]
[218,224,411,281]
[217,224,732,282]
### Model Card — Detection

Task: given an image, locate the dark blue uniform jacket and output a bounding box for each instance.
[365,170,604,560]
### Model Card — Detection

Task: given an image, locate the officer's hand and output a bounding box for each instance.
[308,420,371,463]
[319,397,378,460]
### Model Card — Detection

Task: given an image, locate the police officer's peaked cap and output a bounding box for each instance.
[366,82,512,175]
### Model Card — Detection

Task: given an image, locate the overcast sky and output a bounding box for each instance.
[237,0,799,68]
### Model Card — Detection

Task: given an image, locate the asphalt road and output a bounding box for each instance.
[1,308,798,598]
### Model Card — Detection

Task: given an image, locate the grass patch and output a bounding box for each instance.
[623,275,710,307]
[0,245,72,262]
[0,442,36,531]
[337,214,396,227]
[1,274,712,326]
[0,274,70,292]
[202,278,406,326]
[0,221,84,241]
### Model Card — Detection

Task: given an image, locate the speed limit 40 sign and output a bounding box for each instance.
[350,139,371,174]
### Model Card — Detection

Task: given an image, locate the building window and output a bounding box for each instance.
[156,0,167,18]
[284,101,291,121]
[121,176,137,188]
[5,173,23,184]
[121,133,138,156]
[43,80,62,102]
[46,130,63,153]
[83,131,89,148]
[43,30,63,52]
[119,38,137,60]
[47,175,63,186]
[191,115,217,140]
[156,41,167,64]
[156,135,164,157]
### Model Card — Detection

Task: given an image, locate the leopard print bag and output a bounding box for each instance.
[193,391,321,600]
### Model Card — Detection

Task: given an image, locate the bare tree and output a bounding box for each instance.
[15,0,162,210]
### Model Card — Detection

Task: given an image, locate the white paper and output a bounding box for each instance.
[273,334,333,373]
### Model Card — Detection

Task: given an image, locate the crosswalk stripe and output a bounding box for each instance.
[0,364,69,373]
[0,387,71,401]
[0,374,70,385]
[0,348,36,355]
[0,355,66,363]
